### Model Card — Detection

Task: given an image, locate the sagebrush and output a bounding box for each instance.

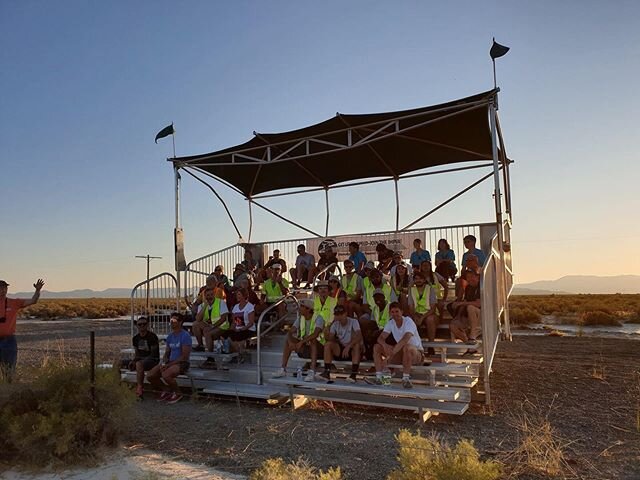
[250,458,342,480]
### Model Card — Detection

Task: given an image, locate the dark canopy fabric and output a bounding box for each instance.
[174,89,499,197]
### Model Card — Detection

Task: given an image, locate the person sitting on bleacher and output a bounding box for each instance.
[341,259,363,316]
[388,251,404,277]
[347,241,367,276]
[272,298,324,382]
[232,263,250,288]
[461,234,486,268]
[213,265,230,289]
[227,288,257,354]
[375,243,395,274]
[390,260,411,309]
[258,249,288,283]
[147,313,191,404]
[368,302,424,389]
[328,275,342,299]
[313,280,337,327]
[320,304,362,383]
[420,260,449,320]
[258,264,289,319]
[129,316,160,400]
[435,238,457,281]
[449,270,482,349]
[358,288,390,360]
[241,249,258,279]
[290,244,315,288]
[187,274,225,317]
[408,271,437,341]
[310,247,339,282]
[362,268,391,316]
[192,287,229,353]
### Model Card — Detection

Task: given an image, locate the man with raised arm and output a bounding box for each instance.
[272,298,325,381]
[368,302,425,389]
[0,278,44,379]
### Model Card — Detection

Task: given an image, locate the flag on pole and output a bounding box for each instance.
[490,38,510,59]
[155,123,175,143]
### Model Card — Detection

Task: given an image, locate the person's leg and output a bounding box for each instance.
[0,336,18,382]
[135,360,145,388]
[203,325,214,351]
[277,302,286,319]
[309,340,319,371]
[467,305,482,340]
[289,268,298,287]
[192,320,205,349]
[281,339,296,368]
[400,345,422,388]
[372,343,384,372]
[321,341,340,379]
[161,364,181,393]
[426,314,439,342]
[348,343,361,382]
[146,364,165,391]
[450,317,468,342]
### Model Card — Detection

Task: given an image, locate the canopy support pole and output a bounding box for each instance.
[495,113,512,219]
[394,177,400,231]
[181,168,244,241]
[174,166,181,300]
[325,188,330,237]
[248,199,253,243]
[250,200,321,238]
[401,171,495,230]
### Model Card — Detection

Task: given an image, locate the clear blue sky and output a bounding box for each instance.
[2,1,639,292]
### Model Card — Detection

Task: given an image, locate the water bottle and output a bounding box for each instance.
[296,367,303,380]
[223,337,231,354]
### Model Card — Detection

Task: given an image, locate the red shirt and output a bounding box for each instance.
[0,298,26,337]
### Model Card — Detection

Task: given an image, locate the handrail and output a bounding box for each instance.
[130,271,179,337]
[311,262,343,287]
[256,293,300,385]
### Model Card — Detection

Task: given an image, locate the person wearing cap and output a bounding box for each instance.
[347,242,367,276]
[410,238,431,271]
[321,304,362,383]
[358,287,390,360]
[258,264,289,319]
[388,251,404,277]
[390,261,411,310]
[129,316,160,399]
[313,280,337,327]
[368,302,425,389]
[290,244,315,288]
[259,249,288,283]
[272,298,325,381]
[328,275,342,299]
[232,263,250,288]
[192,286,230,353]
[375,243,395,274]
[309,246,339,283]
[340,259,363,316]
[362,269,391,315]
[0,278,44,378]
[147,312,191,404]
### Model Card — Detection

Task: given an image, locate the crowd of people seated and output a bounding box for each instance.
[132,235,486,401]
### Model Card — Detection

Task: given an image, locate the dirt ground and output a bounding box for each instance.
[13,319,640,479]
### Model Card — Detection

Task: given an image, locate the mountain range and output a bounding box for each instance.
[9,275,640,298]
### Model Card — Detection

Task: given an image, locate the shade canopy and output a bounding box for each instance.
[173,89,499,197]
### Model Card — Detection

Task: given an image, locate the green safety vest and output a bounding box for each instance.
[313,295,337,325]
[203,298,228,329]
[372,303,390,329]
[341,274,359,299]
[429,278,444,300]
[264,278,288,303]
[299,315,326,345]
[411,285,430,314]
[365,281,391,306]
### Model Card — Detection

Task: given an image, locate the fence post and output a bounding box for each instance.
[90,331,95,404]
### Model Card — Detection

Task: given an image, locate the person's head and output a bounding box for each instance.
[328,276,340,292]
[420,260,433,275]
[316,280,329,297]
[297,244,306,255]
[463,235,477,250]
[466,270,480,287]
[364,261,375,275]
[236,287,249,303]
[392,251,402,265]
[389,302,403,321]
[348,241,359,255]
[333,304,348,324]
[169,312,183,331]
[337,290,348,306]
[206,274,217,288]
[413,238,422,250]
[204,287,216,304]
[369,269,382,286]
[299,298,314,317]
[437,239,450,251]
[238,277,251,290]
[413,271,426,286]
[395,261,408,277]
[464,254,479,269]
[136,316,149,334]
[273,249,281,259]
[375,243,387,253]
[234,263,245,274]
[214,265,224,275]
[0,280,8,298]
[244,249,253,260]
[373,289,387,309]
[270,264,282,279]
[343,259,354,273]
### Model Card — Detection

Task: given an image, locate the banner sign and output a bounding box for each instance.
[307,231,424,261]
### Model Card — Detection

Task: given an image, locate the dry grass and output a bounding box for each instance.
[250,458,342,480]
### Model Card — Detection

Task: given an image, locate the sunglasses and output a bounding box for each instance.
[137,322,148,326]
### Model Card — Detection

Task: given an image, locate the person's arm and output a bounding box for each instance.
[345,327,362,350]
[277,277,289,295]
[150,335,160,359]
[212,312,229,329]
[242,310,256,331]
[408,290,416,315]
[391,332,413,355]
[288,325,299,343]
[22,279,45,307]
[195,304,205,322]
[327,324,337,343]
[178,343,191,362]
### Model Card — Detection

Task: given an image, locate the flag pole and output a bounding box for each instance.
[171,122,176,158]
[492,59,497,89]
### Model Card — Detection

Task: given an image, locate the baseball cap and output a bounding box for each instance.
[316,280,329,288]
[299,298,314,309]
[364,261,375,269]
[234,263,245,271]
[0,280,9,287]
[328,275,340,283]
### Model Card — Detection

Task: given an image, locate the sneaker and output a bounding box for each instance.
[201,358,217,369]
[347,373,357,384]
[304,370,316,382]
[135,385,144,398]
[402,377,413,389]
[157,391,171,402]
[465,338,477,345]
[364,376,384,386]
[193,345,205,352]
[272,368,287,378]
[166,392,183,404]
[319,370,331,382]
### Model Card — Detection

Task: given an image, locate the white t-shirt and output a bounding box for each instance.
[231,302,256,331]
[383,316,423,351]
[330,317,361,345]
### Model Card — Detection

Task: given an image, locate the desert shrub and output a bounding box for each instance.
[509,307,541,325]
[625,311,640,324]
[387,430,500,480]
[0,363,134,466]
[251,458,342,480]
[579,311,623,326]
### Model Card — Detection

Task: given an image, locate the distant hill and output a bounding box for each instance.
[516,275,640,295]
[11,288,131,299]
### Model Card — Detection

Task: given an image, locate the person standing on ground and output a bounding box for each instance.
[129,316,160,399]
[0,279,44,379]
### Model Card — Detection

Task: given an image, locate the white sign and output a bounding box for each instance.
[307,231,424,261]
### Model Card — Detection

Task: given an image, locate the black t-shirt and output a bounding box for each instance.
[133,332,160,359]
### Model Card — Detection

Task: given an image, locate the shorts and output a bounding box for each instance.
[296,340,322,359]
[228,329,255,342]
[337,343,357,360]
[129,357,159,371]
[177,361,190,374]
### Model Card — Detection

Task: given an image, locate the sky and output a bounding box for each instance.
[1,1,639,292]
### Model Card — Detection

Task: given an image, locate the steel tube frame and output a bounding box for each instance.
[174,166,181,301]
[325,189,330,236]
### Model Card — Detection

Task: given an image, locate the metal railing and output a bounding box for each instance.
[311,262,343,287]
[130,272,179,337]
[256,293,300,385]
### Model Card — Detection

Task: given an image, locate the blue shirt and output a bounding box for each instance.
[348,251,367,274]
[435,249,457,272]
[166,329,191,362]
[410,249,431,267]
[461,248,486,268]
